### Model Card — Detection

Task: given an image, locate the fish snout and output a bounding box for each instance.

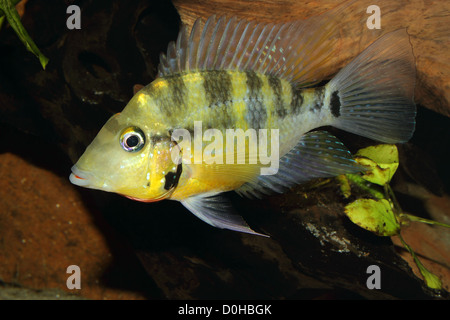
[69,165,92,187]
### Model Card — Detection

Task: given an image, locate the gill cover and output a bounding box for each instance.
[141,135,183,201]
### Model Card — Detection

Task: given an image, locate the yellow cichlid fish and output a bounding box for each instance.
[69,4,416,235]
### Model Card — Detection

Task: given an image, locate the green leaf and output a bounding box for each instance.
[0,0,49,69]
[418,262,443,290]
[344,173,385,199]
[355,145,399,186]
[345,198,400,236]
[336,175,352,198]
[398,234,442,290]
[0,0,19,19]
[0,0,19,16]
[356,144,399,164]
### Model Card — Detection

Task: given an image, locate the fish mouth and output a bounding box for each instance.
[69,165,92,187]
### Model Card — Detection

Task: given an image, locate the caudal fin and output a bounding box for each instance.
[326,29,416,143]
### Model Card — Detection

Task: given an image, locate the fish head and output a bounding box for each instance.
[69,111,183,202]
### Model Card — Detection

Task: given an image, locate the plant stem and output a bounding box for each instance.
[401,213,450,229]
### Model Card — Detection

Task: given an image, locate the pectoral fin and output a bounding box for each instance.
[237,131,364,198]
[180,193,267,236]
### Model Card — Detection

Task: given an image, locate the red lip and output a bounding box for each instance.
[123,195,162,203]
[69,166,91,187]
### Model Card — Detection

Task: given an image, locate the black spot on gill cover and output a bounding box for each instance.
[164,172,177,190]
[164,162,183,191]
[331,90,341,118]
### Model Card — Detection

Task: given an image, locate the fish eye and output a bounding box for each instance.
[120,127,145,152]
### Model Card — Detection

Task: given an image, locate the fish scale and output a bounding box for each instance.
[139,70,318,152]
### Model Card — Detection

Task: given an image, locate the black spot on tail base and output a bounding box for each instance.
[330,90,341,118]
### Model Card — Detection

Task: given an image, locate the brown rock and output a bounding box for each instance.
[0,137,150,299]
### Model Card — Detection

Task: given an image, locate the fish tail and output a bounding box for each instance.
[325,29,416,143]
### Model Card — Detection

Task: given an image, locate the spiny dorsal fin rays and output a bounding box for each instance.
[157,1,353,87]
[176,24,188,72]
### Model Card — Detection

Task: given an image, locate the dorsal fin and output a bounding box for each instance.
[157,1,352,87]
